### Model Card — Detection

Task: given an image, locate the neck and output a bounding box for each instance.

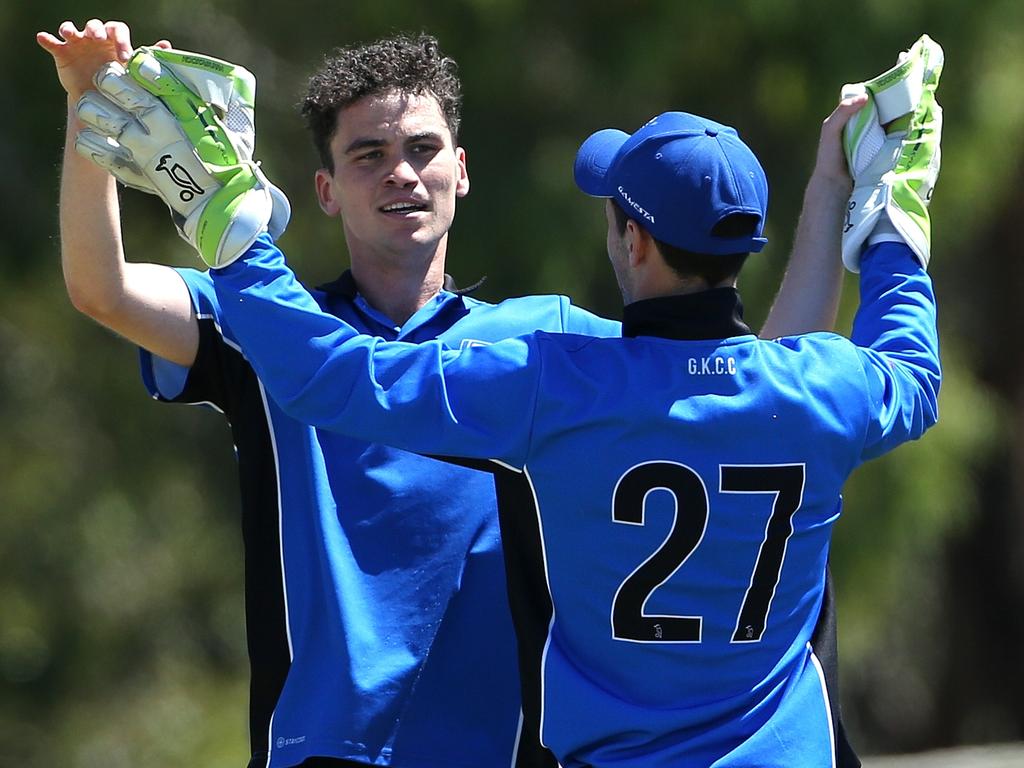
[348,240,448,326]
[627,273,733,304]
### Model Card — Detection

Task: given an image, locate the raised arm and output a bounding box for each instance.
[763,90,939,458]
[37,20,198,366]
[832,36,944,458]
[759,94,867,339]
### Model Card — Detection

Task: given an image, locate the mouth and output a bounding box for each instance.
[379,201,429,215]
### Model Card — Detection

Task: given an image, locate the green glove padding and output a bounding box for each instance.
[841,34,943,272]
[76,47,290,268]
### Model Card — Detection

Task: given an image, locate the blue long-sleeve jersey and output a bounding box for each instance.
[140,262,621,768]
[211,235,939,767]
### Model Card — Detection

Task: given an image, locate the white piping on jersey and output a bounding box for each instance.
[482,458,543,763]
[256,378,294,665]
[491,458,525,473]
[523,465,557,749]
[263,710,276,768]
[152,393,226,416]
[148,315,230,413]
[481,458,558,752]
[197,316,293,658]
[807,641,838,768]
[200,313,237,350]
[484,459,555,750]
[200,311,266,370]
[508,709,524,768]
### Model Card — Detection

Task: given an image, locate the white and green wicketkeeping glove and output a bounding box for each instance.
[75,47,290,268]
[841,34,943,272]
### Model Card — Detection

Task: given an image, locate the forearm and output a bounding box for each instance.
[853,242,940,455]
[852,243,938,370]
[59,101,129,319]
[759,172,848,339]
[58,102,199,365]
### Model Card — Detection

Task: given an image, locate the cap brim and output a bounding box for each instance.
[573,128,630,197]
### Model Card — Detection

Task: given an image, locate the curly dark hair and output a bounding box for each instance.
[301,32,462,173]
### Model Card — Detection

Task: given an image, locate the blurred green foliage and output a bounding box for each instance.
[3,0,1023,764]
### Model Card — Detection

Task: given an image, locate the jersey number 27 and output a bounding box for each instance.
[611,461,805,644]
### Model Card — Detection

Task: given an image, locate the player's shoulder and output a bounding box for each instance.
[536,332,608,361]
[461,293,619,336]
[765,331,863,366]
[462,292,565,311]
[764,332,871,390]
[769,330,855,352]
[460,293,568,331]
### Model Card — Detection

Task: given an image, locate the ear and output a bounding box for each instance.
[315,168,341,217]
[454,146,470,198]
[624,218,654,268]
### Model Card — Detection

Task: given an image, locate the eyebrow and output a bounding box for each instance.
[343,138,387,155]
[342,132,445,155]
[405,131,444,144]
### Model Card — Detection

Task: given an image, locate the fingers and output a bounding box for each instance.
[58,20,85,42]
[104,21,135,62]
[84,18,106,36]
[810,90,869,185]
[78,90,135,137]
[87,64,190,160]
[94,64,159,112]
[38,19,141,61]
[75,129,152,191]
[37,20,84,53]
[77,75,183,167]
[35,31,63,54]
[823,92,869,136]
[836,91,869,115]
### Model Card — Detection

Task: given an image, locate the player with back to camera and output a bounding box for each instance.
[38,18,885,768]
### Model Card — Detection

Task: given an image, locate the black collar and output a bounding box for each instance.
[621,288,752,341]
[314,270,360,298]
[315,270,486,298]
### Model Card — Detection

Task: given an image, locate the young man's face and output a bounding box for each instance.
[316,90,469,264]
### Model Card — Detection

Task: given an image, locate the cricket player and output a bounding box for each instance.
[42,19,865,768]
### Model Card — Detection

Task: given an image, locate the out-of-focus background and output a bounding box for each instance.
[3,1,1023,765]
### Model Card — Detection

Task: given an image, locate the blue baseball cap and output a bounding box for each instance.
[574,112,769,255]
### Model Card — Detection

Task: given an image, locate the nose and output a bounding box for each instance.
[385,157,418,187]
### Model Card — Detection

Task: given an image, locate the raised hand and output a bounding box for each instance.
[814,92,870,190]
[75,47,290,267]
[37,19,170,100]
[840,35,944,271]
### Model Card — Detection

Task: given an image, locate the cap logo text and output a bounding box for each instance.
[617,186,655,224]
